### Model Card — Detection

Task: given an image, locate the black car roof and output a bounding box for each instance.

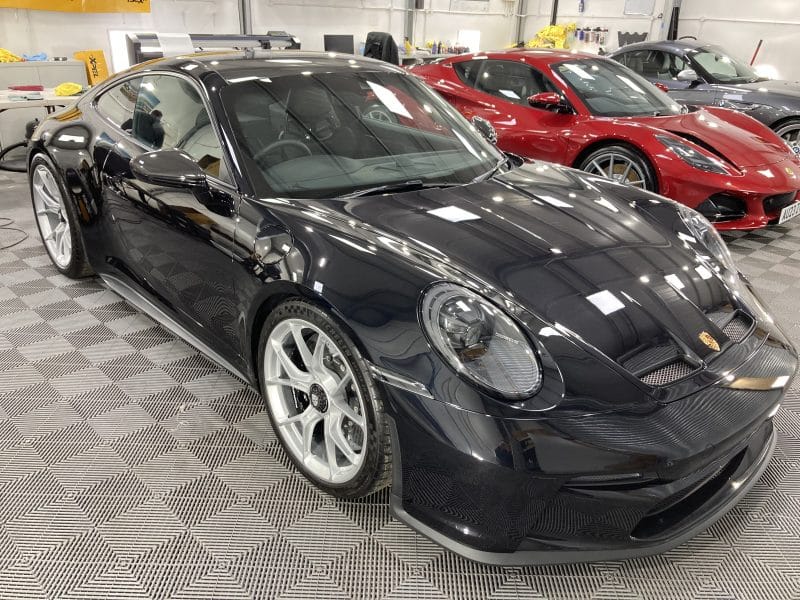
[126,50,404,83]
[610,39,707,55]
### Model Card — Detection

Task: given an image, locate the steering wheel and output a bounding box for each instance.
[253,139,311,166]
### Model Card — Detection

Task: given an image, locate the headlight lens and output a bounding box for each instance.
[420,283,542,398]
[676,203,736,271]
[656,134,729,175]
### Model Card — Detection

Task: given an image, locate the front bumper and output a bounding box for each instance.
[383,336,795,565]
[659,156,800,231]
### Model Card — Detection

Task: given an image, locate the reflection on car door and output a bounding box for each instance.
[451,58,575,163]
[99,73,242,365]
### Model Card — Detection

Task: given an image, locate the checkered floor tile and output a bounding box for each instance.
[1,169,800,599]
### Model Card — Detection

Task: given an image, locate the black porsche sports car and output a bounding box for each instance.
[28,51,796,565]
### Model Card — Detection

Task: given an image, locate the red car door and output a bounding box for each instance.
[445,58,577,164]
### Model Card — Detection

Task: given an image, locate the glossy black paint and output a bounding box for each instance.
[609,40,800,133]
[28,51,798,563]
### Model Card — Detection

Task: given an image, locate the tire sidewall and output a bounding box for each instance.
[257,299,387,498]
[579,144,658,192]
[29,153,88,278]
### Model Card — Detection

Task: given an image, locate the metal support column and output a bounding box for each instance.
[550,0,559,26]
[239,0,253,35]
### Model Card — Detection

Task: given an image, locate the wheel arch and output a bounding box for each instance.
[247,282,373,392]
[768,114,800,134]
[572,138,661,193]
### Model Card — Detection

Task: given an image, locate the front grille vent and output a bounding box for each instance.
[722,313,753,343]
[764,191,797,215]
[639,359,695,386]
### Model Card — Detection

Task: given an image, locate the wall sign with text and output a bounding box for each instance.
[0,0,149,13]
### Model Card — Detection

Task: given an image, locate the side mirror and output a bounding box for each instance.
[528,91,570,113]
[676,68,701,83]
[654,82,670,93]
[470,116,497,145]
[130,149,206,188]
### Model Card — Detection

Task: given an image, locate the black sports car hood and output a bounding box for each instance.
[302,162,747,372]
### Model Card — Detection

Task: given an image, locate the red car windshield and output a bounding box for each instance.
[554,58,684,118]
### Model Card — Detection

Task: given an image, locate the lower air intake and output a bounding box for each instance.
[639,359,694,386]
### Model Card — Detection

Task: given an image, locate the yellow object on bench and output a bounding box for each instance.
[54,82,83,96]
[0,48,23,63]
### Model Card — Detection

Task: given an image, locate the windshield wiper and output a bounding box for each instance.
[471,156,509,184]
[338,180,459,199]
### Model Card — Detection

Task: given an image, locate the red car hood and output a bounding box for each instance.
[632,109,788,169]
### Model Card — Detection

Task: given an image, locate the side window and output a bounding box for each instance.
[615,50,648,74]
[95,77,142,130]
[641,51,688,81]
[475,60,550,105]
[133,74,227,180]
[453,60,482,87]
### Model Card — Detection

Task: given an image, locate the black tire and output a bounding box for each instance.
[773,118,800,156]
[257,298,392,498]
[29,153,94,279]
[577,144,658,192]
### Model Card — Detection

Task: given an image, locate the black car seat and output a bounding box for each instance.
[281,86,357,157]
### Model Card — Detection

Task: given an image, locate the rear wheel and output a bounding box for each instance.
[29,154,93,278]
[578,144,657,191]
[258,299,392,498]
[774,118,800,156]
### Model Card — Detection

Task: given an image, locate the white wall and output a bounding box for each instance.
[522,0,673,51]
[251,0,519,53]
[678,0,800,81]
[0,0,239,71]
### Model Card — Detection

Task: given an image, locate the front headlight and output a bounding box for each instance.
[676,203,736,271]
[420,283,542,398]
[656,134,729,175]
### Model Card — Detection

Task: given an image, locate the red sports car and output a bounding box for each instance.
[410,50,800,230]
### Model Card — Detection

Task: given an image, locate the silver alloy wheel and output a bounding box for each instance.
[776,123,800,156]
[263,318,367,484]
[31,164,72,269]
[584,152,647,188]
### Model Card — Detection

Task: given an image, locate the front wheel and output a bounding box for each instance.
[774,118,800,156]
[258,299,392,498]
[577,145,657,191]
[29,153,93,278]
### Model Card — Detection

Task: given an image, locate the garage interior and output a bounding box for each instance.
[2,0,800,598]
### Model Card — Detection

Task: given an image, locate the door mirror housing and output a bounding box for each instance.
[470,116,498,145]
[676,68,701,84]
[528,92,571,113]
[130,149,207,188]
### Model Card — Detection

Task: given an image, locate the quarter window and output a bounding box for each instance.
[95,77,142,129]
[133,75,226,180]
[453,60,482,87]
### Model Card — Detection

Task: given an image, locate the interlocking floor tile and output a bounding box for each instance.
[2,170,800,598]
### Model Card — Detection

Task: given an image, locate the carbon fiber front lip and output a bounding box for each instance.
[389,423,776,566]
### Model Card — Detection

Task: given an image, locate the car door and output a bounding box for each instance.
[100,72,241,363]
[449,58,576,164]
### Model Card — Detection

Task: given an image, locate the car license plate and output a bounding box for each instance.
[779,201,800,224]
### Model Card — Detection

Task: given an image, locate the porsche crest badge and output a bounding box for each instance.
[699,331,720,352]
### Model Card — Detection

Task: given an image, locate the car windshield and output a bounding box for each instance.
[554,58,684,117]
[220,69,502,199]
[689,45,762,84]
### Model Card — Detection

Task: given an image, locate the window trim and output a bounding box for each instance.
[92,70,236,189]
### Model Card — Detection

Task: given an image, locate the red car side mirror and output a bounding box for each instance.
[654,82,670,93]
[528,92,569,112]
